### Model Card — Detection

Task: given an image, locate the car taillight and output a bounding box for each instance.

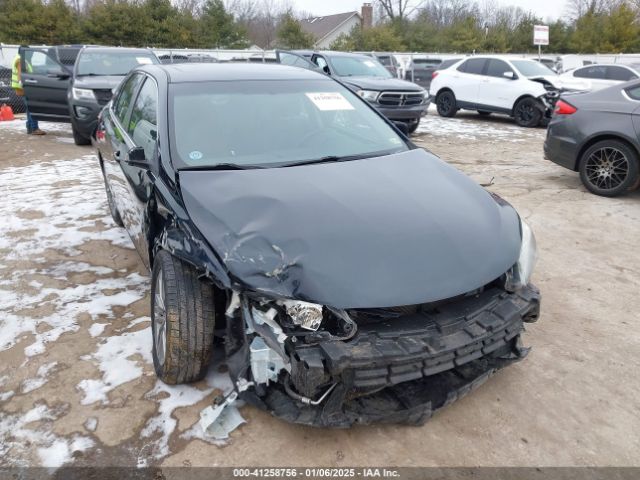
[554,99,577,115]
[432,71,439,79]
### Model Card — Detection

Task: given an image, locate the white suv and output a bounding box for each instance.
[430,56,581,127]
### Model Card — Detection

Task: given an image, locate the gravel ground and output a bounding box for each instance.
[0,111,639,469]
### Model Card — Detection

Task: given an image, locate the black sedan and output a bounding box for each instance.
[94,63,540,427]
[545,81,640,196]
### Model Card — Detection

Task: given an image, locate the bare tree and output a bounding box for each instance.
[376,0,428,20]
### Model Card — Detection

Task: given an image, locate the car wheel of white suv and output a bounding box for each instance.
[436,91,458,118]
[513,97,542,128]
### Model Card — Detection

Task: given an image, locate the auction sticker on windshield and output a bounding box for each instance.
[306,92,355,111]
[137,57,153,65]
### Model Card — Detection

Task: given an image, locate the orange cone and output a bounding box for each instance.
[0,104,15,121]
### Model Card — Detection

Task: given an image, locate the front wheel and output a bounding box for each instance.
[436,91,458,118]
[513,97,542,127]
[407,119,420,134]
[72,124,91,146]
[151,250,216,384]
[578,140,640,197]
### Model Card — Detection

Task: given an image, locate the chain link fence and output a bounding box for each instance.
[3,42,640,118]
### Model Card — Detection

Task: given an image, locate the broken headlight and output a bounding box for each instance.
[504,218,537,291]
[282,300,323,331]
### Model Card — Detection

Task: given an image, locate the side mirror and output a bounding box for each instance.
[392,121,409,136]
[47,68,70,79]
[126,146,147,166]
[322,65,331,75]
[503,71,516,80]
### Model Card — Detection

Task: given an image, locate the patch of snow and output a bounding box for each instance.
[417,108,544,142]
[137,366,233,465]
[84,417,98,432]
[0,402,93,468]
[77,321,153,405]
[21,361,58,393]
[0,390,14,402]
[88,323,107,337]
[0,119,72,134]
[55,136,75,144]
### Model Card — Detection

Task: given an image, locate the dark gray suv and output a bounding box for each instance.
[21,46,159,145]
[278,51,429,134]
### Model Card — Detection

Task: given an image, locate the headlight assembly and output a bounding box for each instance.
[504,217,537,291]
[72,87,96,101]
[282,300,323,331]
[357,89,380,102]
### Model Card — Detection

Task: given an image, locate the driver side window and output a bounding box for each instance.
[128,78,158,160]
[114,73,144,125]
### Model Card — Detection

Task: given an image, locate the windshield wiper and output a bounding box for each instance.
[283,153,378,168]
[180,163,266,171]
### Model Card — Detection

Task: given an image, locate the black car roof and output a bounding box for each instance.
[139,63,327,83]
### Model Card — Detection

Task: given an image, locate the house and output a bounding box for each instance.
[301,3,373,49]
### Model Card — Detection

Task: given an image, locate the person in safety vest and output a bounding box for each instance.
[12,46,46,135]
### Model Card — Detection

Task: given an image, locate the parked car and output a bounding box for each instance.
[544,81,640,197]
[93,63,540,427]
[405,57,441,90]
[364,52,400,77]
[20,45,159,145]
[430,55,587,127]
[559,64,640,91]
[278,50,429,133]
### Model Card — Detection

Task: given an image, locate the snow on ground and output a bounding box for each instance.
[0,119,72,134]
[417,105,545,142]
[0,150,236,467]
[0,402,94,468]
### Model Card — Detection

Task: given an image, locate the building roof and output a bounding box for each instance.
[301,11,361,45]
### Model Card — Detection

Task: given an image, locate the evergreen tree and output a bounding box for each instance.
[199,0,248,48]
[276,13,315,49]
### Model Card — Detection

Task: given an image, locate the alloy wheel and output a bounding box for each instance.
[153,271,167,366]
[584,147,629,191]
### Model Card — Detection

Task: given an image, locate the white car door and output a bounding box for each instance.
[449,58,487,105]
[479,59,519,111]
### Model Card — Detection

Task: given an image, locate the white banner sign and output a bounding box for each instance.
[534,25,549,46]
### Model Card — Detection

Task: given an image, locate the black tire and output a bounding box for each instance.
[513,97,542,128]
[151,250,215,385]
[72,125,91,146]
[578,140,640,197]
[436,90,458,118]
[478,110,491,116]
[101,166,124,227]
[407,119,420,134]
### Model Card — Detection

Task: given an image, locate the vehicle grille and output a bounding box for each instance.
[93,89,113,106]
[378,91,424,107]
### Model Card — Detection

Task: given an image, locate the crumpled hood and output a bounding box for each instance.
[72,75,125,92]
[341,76,425,92]
[179,149,522,309]
[529,74,590,91]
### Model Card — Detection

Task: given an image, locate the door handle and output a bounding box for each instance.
[23,79,38,84]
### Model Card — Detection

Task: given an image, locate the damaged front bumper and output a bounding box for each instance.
[222,284,540,428]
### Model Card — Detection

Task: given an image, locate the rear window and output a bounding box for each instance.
[608,66,637,82]
[76,50,159,76]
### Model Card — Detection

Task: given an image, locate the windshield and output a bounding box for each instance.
[76,51,158,76]
[511,60,555,77]
[169,79,408,169]
[330,57,392,78]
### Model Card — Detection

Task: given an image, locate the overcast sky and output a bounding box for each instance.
[292,0,568,21]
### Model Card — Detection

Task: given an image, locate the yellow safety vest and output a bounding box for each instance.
[11,54,23,92]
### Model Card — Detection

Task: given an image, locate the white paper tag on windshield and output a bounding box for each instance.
[306,92,354,111]
[364,60,376,67]
[137,57,153,65]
